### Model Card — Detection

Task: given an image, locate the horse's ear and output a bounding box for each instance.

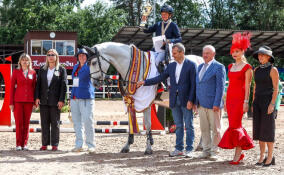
[83,45,96,55]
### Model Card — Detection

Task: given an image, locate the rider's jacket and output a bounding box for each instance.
[143,20,182,46]
[71,63,95,99]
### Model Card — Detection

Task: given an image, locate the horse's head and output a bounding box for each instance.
[83,45,110,88]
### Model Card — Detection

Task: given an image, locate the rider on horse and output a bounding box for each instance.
[142,4,182,72]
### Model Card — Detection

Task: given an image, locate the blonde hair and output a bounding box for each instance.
[17,53,33,70]
[242,55,247,63]
[43,49,60,70]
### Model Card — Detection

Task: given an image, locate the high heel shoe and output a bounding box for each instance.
[255,157,266,166]
[230,153,244,165]
[263,157,275,167]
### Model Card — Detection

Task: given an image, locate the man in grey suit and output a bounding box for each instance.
[195,45,226,160]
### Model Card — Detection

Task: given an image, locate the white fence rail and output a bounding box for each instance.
[1,81,284,99]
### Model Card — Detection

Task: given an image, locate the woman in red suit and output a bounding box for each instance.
[218,32,254,164]
[10,53,37,151]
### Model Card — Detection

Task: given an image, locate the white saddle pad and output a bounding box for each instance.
[132,51,159,112]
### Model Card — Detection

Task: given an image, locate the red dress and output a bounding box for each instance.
[218,64,254,150]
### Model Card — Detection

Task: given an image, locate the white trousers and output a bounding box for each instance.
[198,106,222,155]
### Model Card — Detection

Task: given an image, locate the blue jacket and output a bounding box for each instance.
[145,59,196,108]
[71,63,95,99]
[144,21,182,44]
[195,60,226,109]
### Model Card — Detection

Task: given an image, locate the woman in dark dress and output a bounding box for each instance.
[252,46,279,167]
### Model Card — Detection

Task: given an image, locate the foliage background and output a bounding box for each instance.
[0,0,283,69]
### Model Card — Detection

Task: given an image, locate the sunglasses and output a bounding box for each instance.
[47,54,56,57]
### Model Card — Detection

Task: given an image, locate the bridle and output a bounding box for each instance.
[86,45,139,97]
[87,46,110,83]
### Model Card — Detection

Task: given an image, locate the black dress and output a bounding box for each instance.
[253,65,275,142]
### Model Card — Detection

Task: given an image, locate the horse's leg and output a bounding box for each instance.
[120,133,134,153]
[144,107,153,155]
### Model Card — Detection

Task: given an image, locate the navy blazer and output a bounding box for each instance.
[195,60,226,109]
[143,21,182,44]
[35,66,67,106]
[145,59,197,108]
[71,63,95,99]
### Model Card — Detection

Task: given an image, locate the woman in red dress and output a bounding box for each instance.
[218,32,254,164]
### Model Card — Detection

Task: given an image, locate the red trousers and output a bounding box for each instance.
[14,102,33,147]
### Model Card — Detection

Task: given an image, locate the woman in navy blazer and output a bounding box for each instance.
[70,48,95,153]
[35,49,67,151]
[10,53,37,151]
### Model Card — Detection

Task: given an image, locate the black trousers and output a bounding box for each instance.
[40,105,60,146]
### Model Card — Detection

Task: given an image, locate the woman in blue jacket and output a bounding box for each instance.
[70,48,95,153]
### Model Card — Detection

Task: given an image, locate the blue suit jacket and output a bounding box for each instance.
[71,63,95,99]
[195,60,226,109]
[145,59,197,108]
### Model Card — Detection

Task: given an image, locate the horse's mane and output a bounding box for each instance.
[94,42,134,50]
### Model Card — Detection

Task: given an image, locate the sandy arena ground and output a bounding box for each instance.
[0,100,283,175]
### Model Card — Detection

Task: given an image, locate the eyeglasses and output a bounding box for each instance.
[47,54,56,57]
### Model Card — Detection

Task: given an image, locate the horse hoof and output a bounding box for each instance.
[144,149,153,155]
[120,148,130,153]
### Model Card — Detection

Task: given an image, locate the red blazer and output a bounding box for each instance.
[10,69,37,105]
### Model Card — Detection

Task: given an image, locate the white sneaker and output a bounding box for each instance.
[71,147,84,152]
[22,146,29,151]
[16,146,22,151]
[169,149,184,157]
[87,147,95,153]
[209,154,218,161]
[184,151,193,158]
[198,152,210,159]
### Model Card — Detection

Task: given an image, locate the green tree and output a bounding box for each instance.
[235,0,284,31]
[110,0,165,26]
[165,0,205,28]
[201,0,238,29]
[75,3,127,46]
[0,0,81,44]
[0,0,126,46]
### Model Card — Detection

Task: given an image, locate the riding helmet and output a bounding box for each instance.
[77,48,89,59]
[160,4,174,14]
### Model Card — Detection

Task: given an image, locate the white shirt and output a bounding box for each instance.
[47,68,55,87]
[199,58,214,78]
[175,58,185,84]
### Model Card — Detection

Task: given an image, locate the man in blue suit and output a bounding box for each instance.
[195,45,226,160]
[137,43,197,158]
